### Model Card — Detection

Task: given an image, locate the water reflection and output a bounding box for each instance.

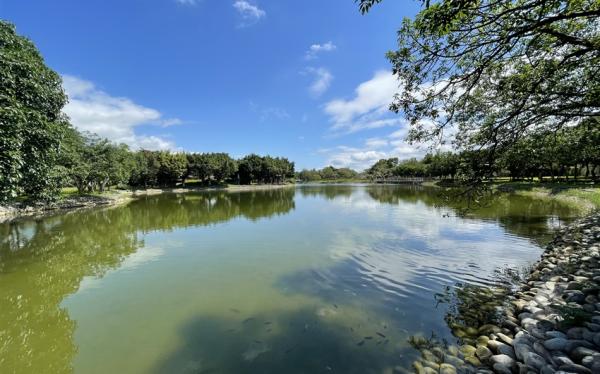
[152,308,411,374]
[0,186,580,373]
[0,189,295,373]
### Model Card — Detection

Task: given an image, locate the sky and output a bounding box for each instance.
[2,0,426,170]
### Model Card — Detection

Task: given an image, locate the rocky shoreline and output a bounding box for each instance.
[411,212,600,374]
[0,184,294,223]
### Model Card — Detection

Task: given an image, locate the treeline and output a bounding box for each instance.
[60,131,295,194]
[296,166,359,182]
[366,153,459,180]
[364,121,600,182]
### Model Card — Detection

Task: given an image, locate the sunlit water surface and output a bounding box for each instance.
[0,185,580,373]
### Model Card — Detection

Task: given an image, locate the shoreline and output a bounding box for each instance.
[0,184,295,223]
[411,212,600,374]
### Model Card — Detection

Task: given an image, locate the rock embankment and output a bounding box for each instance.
[476,213,600,374]
[0,193,131,223]
[412,213,600,374]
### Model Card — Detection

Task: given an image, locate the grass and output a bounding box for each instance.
[488,179,600,213]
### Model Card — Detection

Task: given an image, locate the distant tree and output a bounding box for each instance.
[366,158,398,179]
[0,21,72,201]
[297,169,322,182]
[394,158,427,177]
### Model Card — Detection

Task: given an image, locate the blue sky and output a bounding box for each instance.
[2,0,425,170]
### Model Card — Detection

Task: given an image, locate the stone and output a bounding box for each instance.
[497,343,516,359]
[439,363,457,374]
[443,355,464,367]
[476,346,492,362]
[464,356,481,366]
[514,332,535,347]
[545,331,567,340]
[422,360,440,370]
[523,351,547,371]
[421,349,437,363]
[567,327,588,340]
[571,346,598,361]
[490,354,515,368]
[565,339,595,353]
[540,364,556,374]
[476,336,490,347]
[552,353,573,366]
[543,338,568,351]
[492,363,512,374]
[479,324,501,334]
[497,333,514,346]
[514,343,533,361]
[581,354,600,369]
[448,345,459,356]
[558,363,592,374]
[413,361,425,374]
[460,345,477,357]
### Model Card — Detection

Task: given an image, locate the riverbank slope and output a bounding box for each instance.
[0,184,295,223]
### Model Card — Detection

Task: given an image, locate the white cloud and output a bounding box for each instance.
[305,67,333,97]
[62,75,179,151]
[321,129,429,171]
[324,70,399,134]
[305,41,336,60]
[233,0,266,27]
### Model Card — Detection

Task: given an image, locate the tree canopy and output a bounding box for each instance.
[359,0,600,175]
[0,21,71,201]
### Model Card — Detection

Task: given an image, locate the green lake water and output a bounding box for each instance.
[0,185,581,373]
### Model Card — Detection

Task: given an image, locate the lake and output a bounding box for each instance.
[0,185,581,374]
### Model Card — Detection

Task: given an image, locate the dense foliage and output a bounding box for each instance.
[359,0,600,177]
[296,166,359,182]
[57,132,295,192]
[0,21,71,201]
[238,154,295,184]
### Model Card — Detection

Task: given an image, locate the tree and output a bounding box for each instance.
[360,0,600,176]
[129,150,162,188]
[0,21,72,201]
[156,152,187,187]
[238,154,262,184]
[366,158,398,179]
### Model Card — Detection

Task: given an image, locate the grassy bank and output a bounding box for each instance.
[490,181,600,214]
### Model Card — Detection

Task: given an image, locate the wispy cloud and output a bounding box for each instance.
[175,0,199,5]
[305,41,336,60]
[62,75,180,150]
[233,0,266,27]
[249,101,291,122]
[304,67,333,97]
[324,70,399,134]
